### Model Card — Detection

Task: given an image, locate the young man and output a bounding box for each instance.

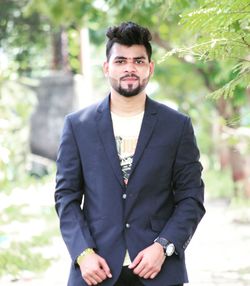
[55,22,205,286]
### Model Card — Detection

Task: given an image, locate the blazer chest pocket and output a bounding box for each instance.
[150,216,166,232]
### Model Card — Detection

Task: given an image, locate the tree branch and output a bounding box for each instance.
[151,31,216,91]
[242,37,250,48]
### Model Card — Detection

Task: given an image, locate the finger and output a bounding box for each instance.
[129,252,143,269]
[83,277,92,286]
[84,276,97,285]
[150,272,158,279]
[138,267,152,278]
[89,277,98,285]
[133,260,146,275]
[142,269,155,279]
[83,271,100,285]
[94,269,107,281]
[99,258,112,278]
[91,272,104,284]
[134,261,150,277]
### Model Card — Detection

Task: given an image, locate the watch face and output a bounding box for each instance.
[166,243,175,256]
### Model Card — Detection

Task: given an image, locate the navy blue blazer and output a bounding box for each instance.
[55,95,205,286]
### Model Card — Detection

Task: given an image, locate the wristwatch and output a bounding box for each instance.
[154,237,175,256]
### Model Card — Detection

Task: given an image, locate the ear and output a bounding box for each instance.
[103,61,109,77]
[149,61,155,76]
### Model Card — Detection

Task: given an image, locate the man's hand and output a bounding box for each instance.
[128,243,165,279]
[79,252,112,285]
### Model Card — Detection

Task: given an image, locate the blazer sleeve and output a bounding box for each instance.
[55,115,96,263]
[159,117,205,259]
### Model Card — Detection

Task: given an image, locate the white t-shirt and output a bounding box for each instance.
[111,111,144,185]
[111,111,144,266]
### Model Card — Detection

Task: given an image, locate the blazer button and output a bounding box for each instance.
[122,194,127,199]
[125,223,130,228]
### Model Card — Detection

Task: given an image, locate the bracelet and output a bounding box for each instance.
[77,248,95,265]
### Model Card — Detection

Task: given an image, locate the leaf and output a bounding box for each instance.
[207,70,250,99]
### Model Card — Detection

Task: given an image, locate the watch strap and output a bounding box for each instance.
[154,237,175,256]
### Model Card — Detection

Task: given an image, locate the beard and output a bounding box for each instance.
[109,74,150,97]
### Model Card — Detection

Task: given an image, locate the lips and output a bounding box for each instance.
[122,77,138,82]
[120,74,139,82]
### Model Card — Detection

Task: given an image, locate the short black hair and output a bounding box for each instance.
[106,22,152,61]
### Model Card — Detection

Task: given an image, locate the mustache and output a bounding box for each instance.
[120,74,140,80]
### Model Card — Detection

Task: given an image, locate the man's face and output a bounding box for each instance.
[103,43,154,97]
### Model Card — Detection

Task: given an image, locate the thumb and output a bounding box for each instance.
[99,258,112,278]
[128,252,143,269]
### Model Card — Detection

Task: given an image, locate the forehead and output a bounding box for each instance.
[109,43,148,60]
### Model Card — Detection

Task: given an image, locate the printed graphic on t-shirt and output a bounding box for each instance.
[115,136,138,185]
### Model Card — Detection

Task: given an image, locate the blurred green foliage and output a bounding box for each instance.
[0,204,31,224]
[0,195,60,278]
[2,0,248,98]
[0,78,36,191]
[0,0,249,197]
[0,0,51,76]
[164,0,250,99]
[0,1,249,281]
[0,241,52,277]
[203,167,235,198]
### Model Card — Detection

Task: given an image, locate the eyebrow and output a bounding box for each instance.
[113,56,147,60]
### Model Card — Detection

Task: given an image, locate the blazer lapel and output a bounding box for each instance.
[96,95,124,188]
[123,97,158,219]
[128,96,158,180]
[95,95,158,190]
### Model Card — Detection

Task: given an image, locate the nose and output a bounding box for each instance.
[124,61,136,73]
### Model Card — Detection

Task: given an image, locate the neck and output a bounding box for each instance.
[110,90,146,116]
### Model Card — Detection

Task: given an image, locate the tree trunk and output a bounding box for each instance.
[229,146,246,197]
[51,27,70,71]
[216,98,250,198]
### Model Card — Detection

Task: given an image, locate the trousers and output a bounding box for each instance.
[114,266,183,286]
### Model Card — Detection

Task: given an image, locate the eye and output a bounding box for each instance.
[135,59,144,64]
[115,60,126,64]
